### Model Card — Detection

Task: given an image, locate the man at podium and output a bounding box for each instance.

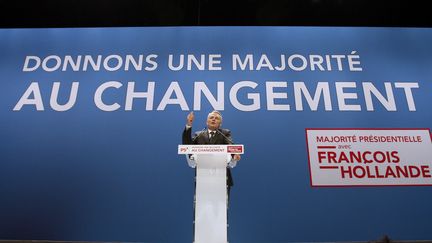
[182,110,241,193]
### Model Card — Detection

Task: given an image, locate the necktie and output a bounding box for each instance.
[209,131,215,140]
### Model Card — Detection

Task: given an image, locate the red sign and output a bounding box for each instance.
[227,145,243,153]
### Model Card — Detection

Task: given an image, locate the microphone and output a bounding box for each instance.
[216,129,235,144]
[192,127,207,143]
[216,129,240,165]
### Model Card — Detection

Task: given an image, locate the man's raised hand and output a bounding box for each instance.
[187,111,194,126]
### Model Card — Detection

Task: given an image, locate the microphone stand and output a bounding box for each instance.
[216,129,234,144]
[192,127,207,143]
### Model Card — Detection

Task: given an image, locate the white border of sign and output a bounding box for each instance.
[305,128,432,187]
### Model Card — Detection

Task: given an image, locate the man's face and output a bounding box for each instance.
[206,112,222,130]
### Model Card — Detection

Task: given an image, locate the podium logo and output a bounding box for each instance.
[227,145,243,153]
[180,147,189,152]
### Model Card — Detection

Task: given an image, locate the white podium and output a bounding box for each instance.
[178,144,244,243]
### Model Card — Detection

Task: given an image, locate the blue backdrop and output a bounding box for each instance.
[1,27,431,242]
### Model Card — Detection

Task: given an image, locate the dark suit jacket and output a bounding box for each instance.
[182,126,234,187]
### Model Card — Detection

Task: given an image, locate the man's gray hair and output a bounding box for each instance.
[208,110,223,121]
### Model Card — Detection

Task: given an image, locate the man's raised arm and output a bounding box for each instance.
[182,111,194,144]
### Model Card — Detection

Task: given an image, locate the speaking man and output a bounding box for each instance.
[182,110,241,193]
